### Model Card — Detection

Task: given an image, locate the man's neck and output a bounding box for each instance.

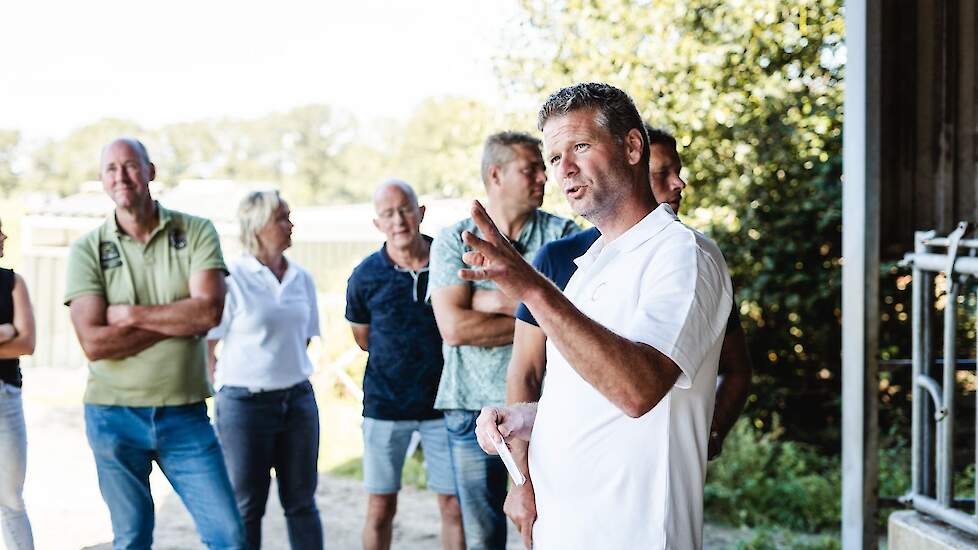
[387,236,429,270]
[115,201,159,243]
[485,201,534,241]
[593,192,657,242]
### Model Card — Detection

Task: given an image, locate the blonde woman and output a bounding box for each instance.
[0,218,35,550]
[207,191,323,549]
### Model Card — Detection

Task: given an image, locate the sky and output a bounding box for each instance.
[1,0,523,140]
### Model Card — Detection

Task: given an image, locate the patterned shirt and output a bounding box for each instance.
[430,208,578,411]
[345,236,445,421]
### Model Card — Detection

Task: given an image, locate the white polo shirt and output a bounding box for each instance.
[529,205,732,550]
[208,254,320,391]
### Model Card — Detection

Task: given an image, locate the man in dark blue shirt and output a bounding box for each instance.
[501,127,753,545]
[346,180,464,550]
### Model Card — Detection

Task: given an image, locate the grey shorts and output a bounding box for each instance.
[362,417,456,495]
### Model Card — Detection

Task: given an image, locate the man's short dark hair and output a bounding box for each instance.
[537,83,650,166]
[481,131,543,184]
[644,125,677,150]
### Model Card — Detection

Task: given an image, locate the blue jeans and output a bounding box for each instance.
[0,383,33,550]
[444,409,507,550]
[84,402,246,550]
[216,380,323,550]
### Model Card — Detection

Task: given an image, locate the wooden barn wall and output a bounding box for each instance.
[880,0,978,259]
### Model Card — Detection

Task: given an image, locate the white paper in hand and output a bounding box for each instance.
[493,438,526,486]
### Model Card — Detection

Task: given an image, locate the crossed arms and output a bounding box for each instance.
[0,273,36,359]
[431,285,518,348]
[69,269,226,361]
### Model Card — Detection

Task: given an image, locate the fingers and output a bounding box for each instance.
[461,250,488,267]
[475,406,505,454]
[470,200,505,246]
[459,268,493,282]
[459,236,500,281]
[521,520,533,549]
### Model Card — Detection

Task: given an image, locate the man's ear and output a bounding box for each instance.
[372,217,381,232]
[146,162,157,182]
[624,128,644,166]
[487,164,501,188]
[417,204,426,224]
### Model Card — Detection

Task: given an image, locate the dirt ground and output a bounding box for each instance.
[17,367,520,550]
[13,367,746,550]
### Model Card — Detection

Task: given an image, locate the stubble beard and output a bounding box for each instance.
[574,165,634,228]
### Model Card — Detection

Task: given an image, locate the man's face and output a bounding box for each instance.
[649,143,686,213]
[373,185,424,249]
[494,144,547,213]
[257,200,293,254]
[542,109,636,224]
[101,141,154,210]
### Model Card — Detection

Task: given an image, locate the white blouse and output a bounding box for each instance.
[208,254,320,391]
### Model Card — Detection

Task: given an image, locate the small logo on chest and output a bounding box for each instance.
[169,228,187,250]
[99,241,123,269]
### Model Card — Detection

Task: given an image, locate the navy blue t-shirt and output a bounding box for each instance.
[346,237,444,420]
[517,227,742,333]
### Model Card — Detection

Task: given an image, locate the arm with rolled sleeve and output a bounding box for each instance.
[66,238,168,361]
[430,226,515,347]
[527,238,730,417]
[624,240,730,390]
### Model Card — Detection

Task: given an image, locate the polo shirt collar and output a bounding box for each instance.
[241,253,298,287]
[574,203,678,267]
[105,201,171,239]
[380,234,434,271]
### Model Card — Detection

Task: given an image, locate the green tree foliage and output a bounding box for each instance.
[24,106,358,203]
[28,119,145,195]
[388,97,494,198]
[499,0,845,446]
[17,99,516,206]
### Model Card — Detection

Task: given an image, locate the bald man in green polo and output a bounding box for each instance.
[64,138,246,549]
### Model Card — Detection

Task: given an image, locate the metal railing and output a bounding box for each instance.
[900,222,978,536]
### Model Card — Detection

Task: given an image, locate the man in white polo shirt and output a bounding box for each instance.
[466,82,732,549]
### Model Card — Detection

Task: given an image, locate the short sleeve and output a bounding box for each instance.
[516,244,556,327]
[625,237,730,389]
[64,237,105,305]
[306,272,321,339]
[345,268,370,325]
[206,274,236,340]
[429,225,468,290]
[190,219,227,275]
[560,219,582,238]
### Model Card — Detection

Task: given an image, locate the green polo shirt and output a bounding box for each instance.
[64,203,227,406]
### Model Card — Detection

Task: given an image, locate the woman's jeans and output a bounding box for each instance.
[0,383,33,550]
[216,380,323,550]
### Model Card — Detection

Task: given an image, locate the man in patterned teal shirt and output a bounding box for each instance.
[430,131,578,550]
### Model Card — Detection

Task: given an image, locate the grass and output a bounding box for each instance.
[330,447,430,491]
